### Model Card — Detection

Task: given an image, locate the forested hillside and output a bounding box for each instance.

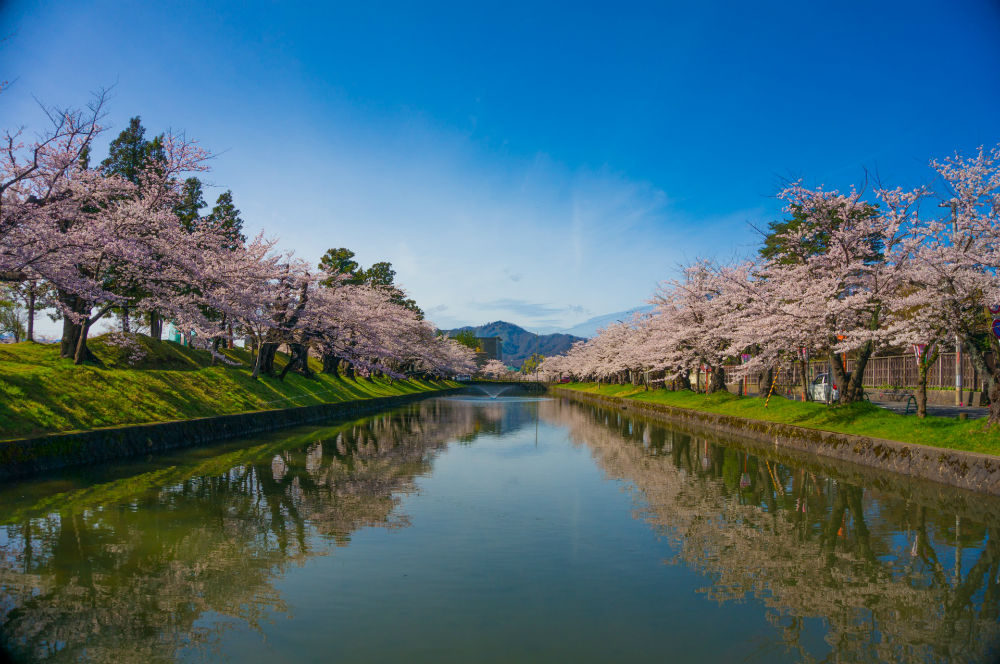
[444,321,583,367]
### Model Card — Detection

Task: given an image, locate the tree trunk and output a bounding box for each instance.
[761,367,774,399]
[706,366,727,394]
[279,343,313,380]
[253,342,279,378]
[829,341,874,406]
[277,348,295,380]
[149,311,163,341]
[73,317,91,365]
[26,285,35,342]
[58,291,93,361]
[800,359,810,402]
[917,368,928,418]
[829,351,847,403]
[120,306,130,334]
[72,304,113,365]
[60,315,82,358]
[914,348,939,419]
[0,270,25,282]
[844,340,873,403]
[677,369,691,391]
[322,352,341,376]
[962,336,1000,424]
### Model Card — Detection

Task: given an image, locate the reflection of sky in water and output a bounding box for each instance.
[0,396,997,663]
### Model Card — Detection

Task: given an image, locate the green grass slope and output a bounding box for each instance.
[556,383,999,456]
[0,335,455,441]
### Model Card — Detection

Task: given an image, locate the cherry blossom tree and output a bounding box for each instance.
[906,145,1000,423]
[481,359,508,379]
[649,261,735,393]
[1,99,475,383]
[751,184,912,403]
[539,145,1000,423]
[0,94,108,284]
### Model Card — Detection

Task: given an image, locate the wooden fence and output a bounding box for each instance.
[721,351,988,394]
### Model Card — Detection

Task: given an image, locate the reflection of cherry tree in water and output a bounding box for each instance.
[541,400,1000,664]
[0,399,489,663]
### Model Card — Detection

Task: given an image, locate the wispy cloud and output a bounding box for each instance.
[471,299,588,320]
[217,108,761,331]
[502,268,523,282]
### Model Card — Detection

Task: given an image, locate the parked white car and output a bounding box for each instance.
[808,373,839,402]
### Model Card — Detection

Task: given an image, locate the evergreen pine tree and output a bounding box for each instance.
[205,190,245,250]
[175,177,206,232]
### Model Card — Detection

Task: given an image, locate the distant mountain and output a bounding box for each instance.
[558,305,655,339]
[444,321,584,368]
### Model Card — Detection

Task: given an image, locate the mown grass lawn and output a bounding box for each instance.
[556,383,1000,456]
[0,335,455,441]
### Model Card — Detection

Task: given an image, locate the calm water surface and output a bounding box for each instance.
[1,395,998,663]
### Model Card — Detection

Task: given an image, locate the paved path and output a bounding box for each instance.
[871,400,990,420]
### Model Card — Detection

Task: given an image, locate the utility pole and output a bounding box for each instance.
[941,200,962,406]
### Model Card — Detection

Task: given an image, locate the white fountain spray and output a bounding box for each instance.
[472,384,513,399]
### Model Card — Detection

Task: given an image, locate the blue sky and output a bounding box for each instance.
[3,1,999,333]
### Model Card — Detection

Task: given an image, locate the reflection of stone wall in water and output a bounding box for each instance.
[0,399,486,664]
[539,399,1000,664]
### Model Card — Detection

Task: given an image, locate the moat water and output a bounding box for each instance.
[1,395,998,663]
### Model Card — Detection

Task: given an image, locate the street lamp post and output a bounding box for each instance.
[940,200,962,407]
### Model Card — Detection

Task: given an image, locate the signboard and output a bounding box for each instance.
[989,304,1000,315]
[993,319,1000,340]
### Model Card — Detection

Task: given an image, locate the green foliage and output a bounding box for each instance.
[174,177,206,232]
[363,261,424,318]
[0,295,26,342]
[98,116,170,324]
[362,261,395,287]
[100,116,164,186]
[204,190,246,250]
[758,202,881,265]
[759,205,823,264]
[521,353,544,374]
[0,281,46,341]
[452,329,480,351]
[318,249,424,318]
[557,383,1000,455]
[0,338,456,440]
[318,247,362,286]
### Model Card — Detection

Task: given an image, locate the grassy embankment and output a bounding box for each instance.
[557,383,999,456]
[0,335,456,441]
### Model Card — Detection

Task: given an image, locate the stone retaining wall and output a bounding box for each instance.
[552,387,1000,496]
[0,388,460,481]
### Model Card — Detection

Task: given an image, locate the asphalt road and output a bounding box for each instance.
[870,400,990,420]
